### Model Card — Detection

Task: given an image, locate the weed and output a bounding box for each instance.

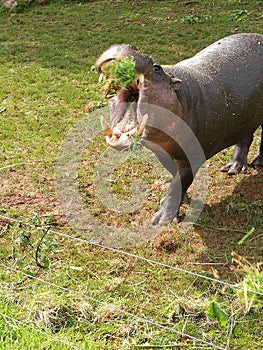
[181,14,203,24]
[232,9,251,21]
[10,222,58,273]
[35,230,58,269]
[206,301,229,328]
[231,252,263,314]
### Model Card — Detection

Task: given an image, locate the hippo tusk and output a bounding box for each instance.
[100,116,113,137]
[137,73,144,84]
[136,114,148,136]
[98,73,105,83]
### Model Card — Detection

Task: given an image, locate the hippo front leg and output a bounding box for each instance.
[220,134,254,175]
[155,150,178,177]
[151,165,194,226]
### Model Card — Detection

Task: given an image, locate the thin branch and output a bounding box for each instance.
[35,227,50,269]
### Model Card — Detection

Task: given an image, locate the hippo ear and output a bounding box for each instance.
[170,77,182,90]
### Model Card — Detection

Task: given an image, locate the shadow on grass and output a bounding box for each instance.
[192,167,263,278]
[152,167,262,280]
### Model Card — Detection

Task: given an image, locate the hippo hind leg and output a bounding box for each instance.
[252,124,263,167]
[220,134,253,175]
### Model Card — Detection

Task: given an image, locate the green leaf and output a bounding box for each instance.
[16,258,24,269]
[23,270,34,278]
[206,301,228,327]
[45,237,58,253]
[15,230,31,248]
[41,256,50,269]
[32,216,41,226]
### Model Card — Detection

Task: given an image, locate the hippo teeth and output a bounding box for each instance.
[98,73,105,83]
[135,114,148,136]
[100,116,113,137]
[101,114,148,148]
[137,73,144,84]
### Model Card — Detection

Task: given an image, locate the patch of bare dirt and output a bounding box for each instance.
[0,169,65,224]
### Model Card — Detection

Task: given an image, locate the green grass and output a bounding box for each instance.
[0,0,263,349]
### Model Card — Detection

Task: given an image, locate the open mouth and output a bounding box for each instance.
[98,67,148,150]
[100,112,148,150]
[95,44,154,150]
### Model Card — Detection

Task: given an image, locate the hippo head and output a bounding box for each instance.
[96,44,182,150]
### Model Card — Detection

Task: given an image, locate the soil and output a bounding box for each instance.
[0,169,65,224]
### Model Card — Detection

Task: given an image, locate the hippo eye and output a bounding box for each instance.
[153,64,162,73]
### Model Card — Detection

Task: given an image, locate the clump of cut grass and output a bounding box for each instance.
[99,57,136,97]
[34,305,70,333]
[96,305,122,323]
[231,251,263,313]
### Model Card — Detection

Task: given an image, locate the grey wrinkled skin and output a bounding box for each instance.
[96,33,263,225]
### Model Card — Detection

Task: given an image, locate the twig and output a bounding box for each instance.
[35,227,50,268]
[0,107,6,114]
[0,161,41,171]
[0,158,55,172]
[191,262,225,266]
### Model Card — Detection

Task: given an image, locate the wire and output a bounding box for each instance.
[0,263,226,350]
[1,214,262,297]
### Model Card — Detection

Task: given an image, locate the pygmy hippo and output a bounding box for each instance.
[96,33,263,225]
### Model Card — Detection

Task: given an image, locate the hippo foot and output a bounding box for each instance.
[220,161,246,175]
[253,153,263,167]
[151,207,179,226]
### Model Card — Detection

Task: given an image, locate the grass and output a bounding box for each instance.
[0,0,263,349]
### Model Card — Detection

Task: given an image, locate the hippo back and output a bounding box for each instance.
[165,33,263,158]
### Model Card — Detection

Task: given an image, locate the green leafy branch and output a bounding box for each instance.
[99,57,136,97]
[12,218,59,273]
